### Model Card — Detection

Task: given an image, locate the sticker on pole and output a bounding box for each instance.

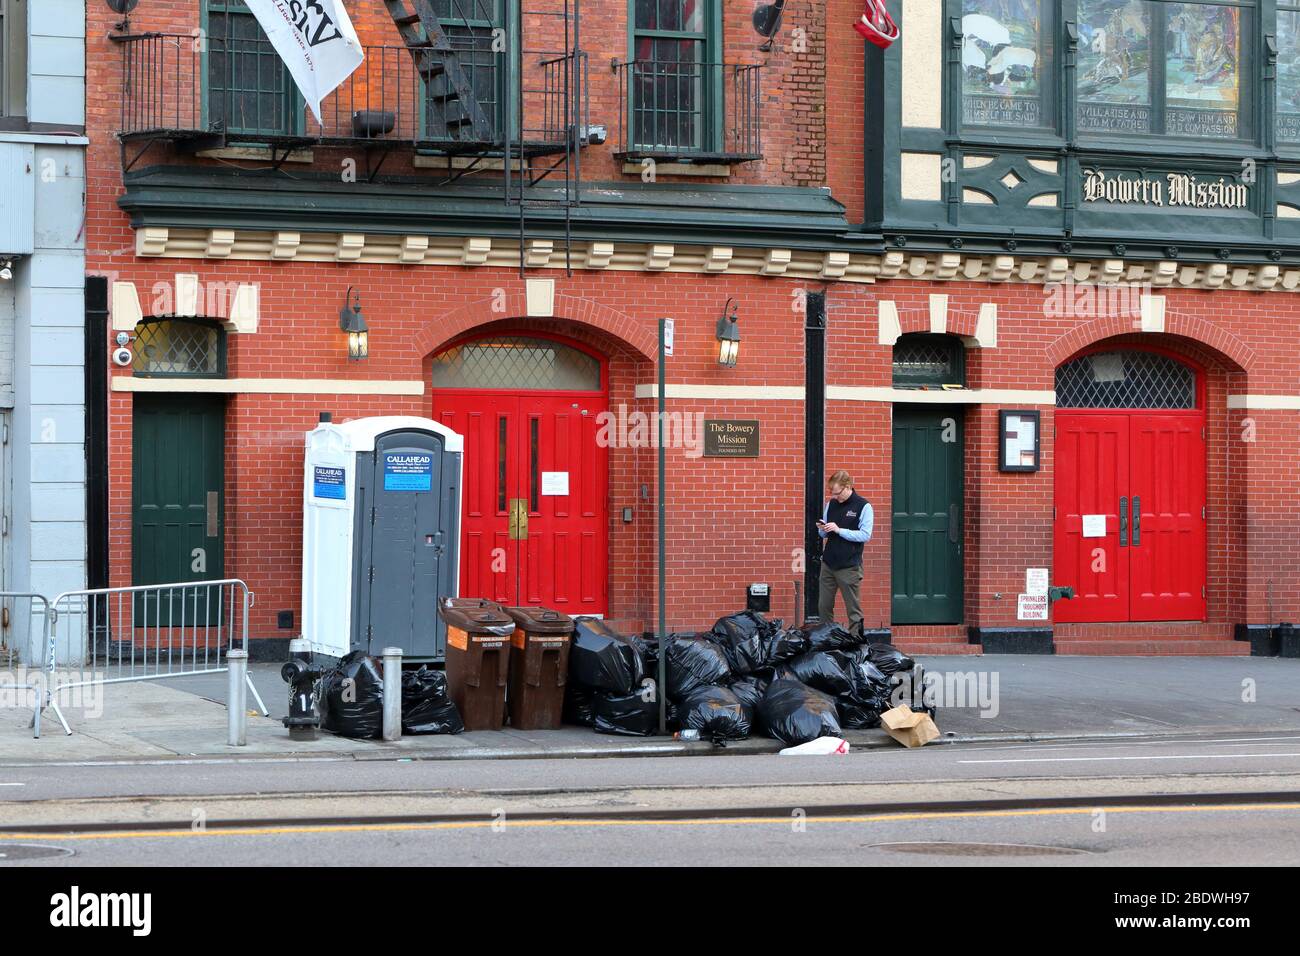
[313,465,346,500]
[1017,593,1049,621]
[383,453,433,492]
[663,318,674,357]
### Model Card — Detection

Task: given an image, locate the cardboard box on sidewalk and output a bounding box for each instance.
[879,705,940,748]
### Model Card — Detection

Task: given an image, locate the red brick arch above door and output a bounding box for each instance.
[1046,312,1256,374]
[414,293,657,363]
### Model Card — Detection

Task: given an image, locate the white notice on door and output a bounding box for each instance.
[1081,514,1107,538]
[541,471,569,496]
[1017,593,1049,621]
[1025,567,1049,596]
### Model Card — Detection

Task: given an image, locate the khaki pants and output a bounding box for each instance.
[817,561,863,634]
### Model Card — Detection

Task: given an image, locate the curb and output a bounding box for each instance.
[5,725,1300,768]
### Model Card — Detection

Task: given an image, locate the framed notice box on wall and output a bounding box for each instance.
[999,410,1040,472]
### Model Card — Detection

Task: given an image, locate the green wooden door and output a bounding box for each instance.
[132,396,225,624]
[891,405,963,624]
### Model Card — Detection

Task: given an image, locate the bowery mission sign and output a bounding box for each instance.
[703,420,760,457]
[1082,168,1249,210]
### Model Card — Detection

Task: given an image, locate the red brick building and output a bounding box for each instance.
[85,0,1300,658]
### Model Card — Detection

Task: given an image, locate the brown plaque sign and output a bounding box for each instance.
[703,420,759,457]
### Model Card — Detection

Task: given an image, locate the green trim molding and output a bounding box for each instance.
[118,165,852,250]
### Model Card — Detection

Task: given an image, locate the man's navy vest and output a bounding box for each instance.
[822,491,868,571]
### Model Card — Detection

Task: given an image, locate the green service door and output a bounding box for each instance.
[891,405,963,624]
[132,396,225,623]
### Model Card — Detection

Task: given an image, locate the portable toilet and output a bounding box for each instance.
[302,415,463,662]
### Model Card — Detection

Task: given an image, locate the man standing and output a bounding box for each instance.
[817,470,874,635]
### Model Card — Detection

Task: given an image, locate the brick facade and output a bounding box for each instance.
[84,1,1300,655]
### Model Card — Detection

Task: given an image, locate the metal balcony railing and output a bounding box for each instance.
[114,32,584,158]
[614,60,762,163]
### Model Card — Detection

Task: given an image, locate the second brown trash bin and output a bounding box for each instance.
[505,607,574,730]
[438,599,515,731]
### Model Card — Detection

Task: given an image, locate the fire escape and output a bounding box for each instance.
[113,0,588,274]
[382,0,589,274]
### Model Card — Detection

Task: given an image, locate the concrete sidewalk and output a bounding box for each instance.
[2,656,1298,764]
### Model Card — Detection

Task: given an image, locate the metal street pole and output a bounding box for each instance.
[657,318,667,735]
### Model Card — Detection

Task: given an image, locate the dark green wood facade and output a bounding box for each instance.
[867,0,1300,264]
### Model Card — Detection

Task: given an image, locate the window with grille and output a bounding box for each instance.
[892,334,966,388]
[420,0,506,143]
[133,320,227,378]
[1055,350,1196,408]
[431,336,601,390]
[205,0,299,138]
[629,0,719,154]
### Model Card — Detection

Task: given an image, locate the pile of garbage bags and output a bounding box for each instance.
[319,651,464,739]
[564,610,915,746]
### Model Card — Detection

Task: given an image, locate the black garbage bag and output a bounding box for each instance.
[711,610,782,645]
[865,642,915,676]
[679,685,751,743]
[569,618,646,695]
[637,632,660,671]
[727,674,771,713]
[844,656,892,707]
[563,684,597,727]
[666,634,731,697]
[778,650,855,697]
[319,651,385,739]
[401,666,464,735]
[838,700,885,730]
[757,679,843,746]
[798,621,865,653]
[592,689,659,737]
[725,628,810,675]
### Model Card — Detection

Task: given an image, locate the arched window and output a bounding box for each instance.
[892,333,966,388]
[431,335,602,391]
[1055,349,1196,408]
[132,319,227,378]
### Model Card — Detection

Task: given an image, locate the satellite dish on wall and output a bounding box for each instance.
[106,0,140,14]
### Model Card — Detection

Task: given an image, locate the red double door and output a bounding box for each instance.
[1054,411,1206,622]
[434,390,609,615]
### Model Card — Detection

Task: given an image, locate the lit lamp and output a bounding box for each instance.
[716,298,740,367]
[339,287,369,361]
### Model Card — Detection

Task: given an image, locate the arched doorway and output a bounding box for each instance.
[430,331,609,615]
[1053,346,1206,623]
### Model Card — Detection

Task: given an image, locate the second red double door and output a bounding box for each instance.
[435,390,609,616]
[1054,411,1206,623]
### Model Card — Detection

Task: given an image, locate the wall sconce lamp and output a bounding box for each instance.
[339,287,369,361]
[716,298,740,367]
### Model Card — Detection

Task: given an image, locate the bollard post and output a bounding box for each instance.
[382,647,402,742]
[227,649,248,746]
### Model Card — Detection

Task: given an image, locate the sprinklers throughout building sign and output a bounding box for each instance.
[1082,168,1249,210]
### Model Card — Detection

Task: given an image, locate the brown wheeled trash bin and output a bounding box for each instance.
[505,607,574,730]
[438,599,515,731]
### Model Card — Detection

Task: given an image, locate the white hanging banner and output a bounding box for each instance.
[243,0,365,125]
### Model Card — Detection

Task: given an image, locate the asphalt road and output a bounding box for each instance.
[3,802,1297,867]
[2,732,1299,866]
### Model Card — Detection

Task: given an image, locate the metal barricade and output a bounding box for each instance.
[0,592,63,738]
[43,580,269,741]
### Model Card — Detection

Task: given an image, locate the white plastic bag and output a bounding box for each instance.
[778,736,850,756]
